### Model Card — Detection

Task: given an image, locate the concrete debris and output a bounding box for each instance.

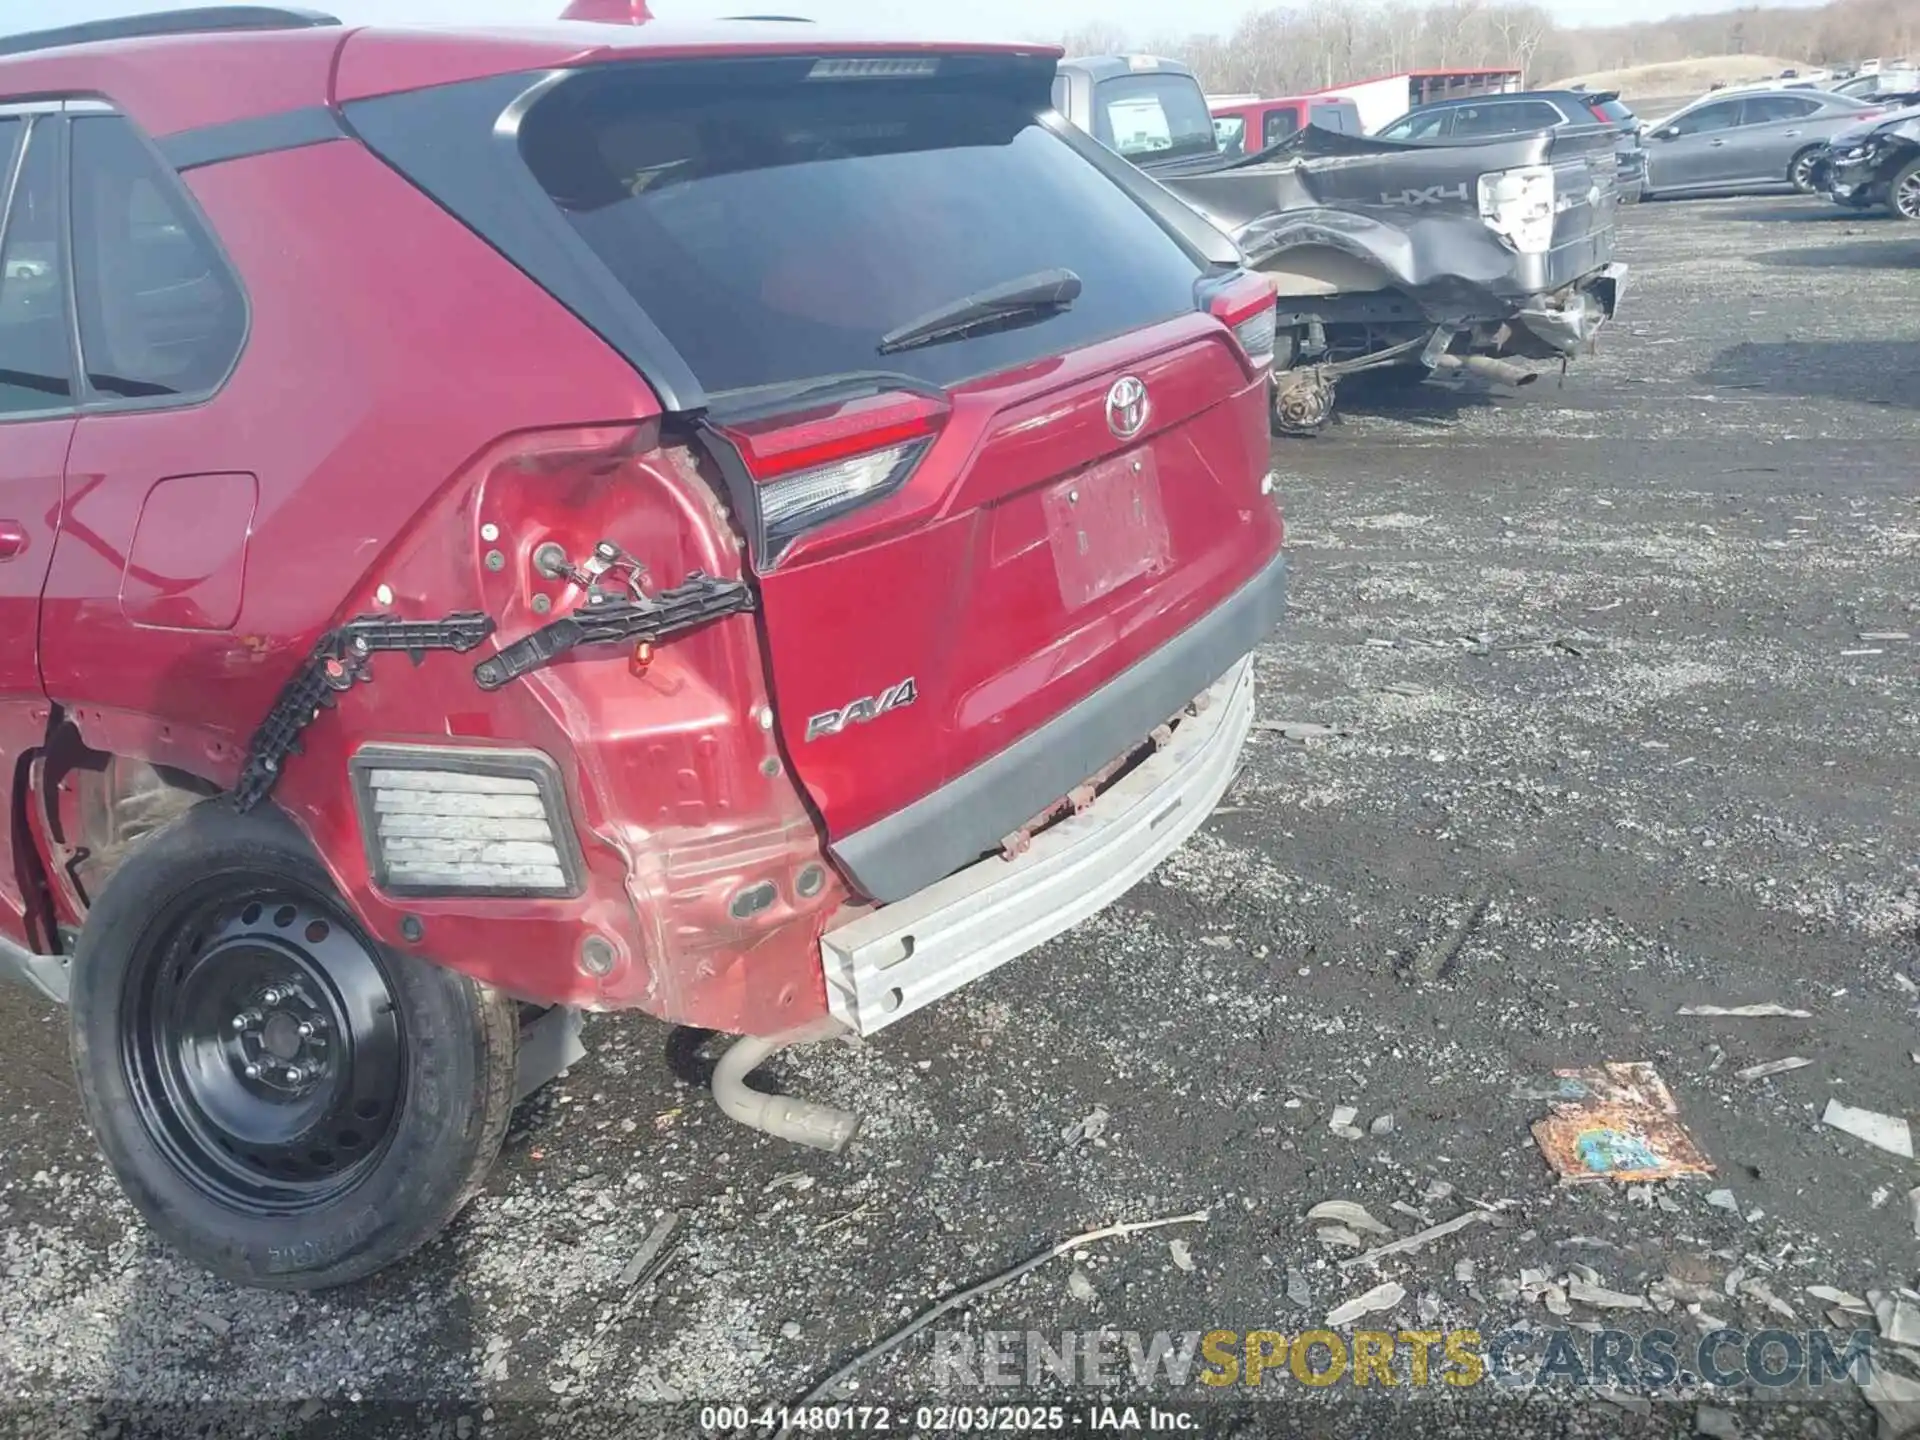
[1569,1279,1650,1311]
[1168,1239,1196,1273]
[1820,1099,1914,1158]
[1677,1004,1810,1018]
[1806,1285,1871,1314]
[1417,1292,1442,1324]
[1454,1258,1475,1283]
[615,1212,682,1291]
[1859,631,1912,641]
[1706,1189,1740,1212]
[1857,1365,1920,1440]
[1423,1180,1456,1204]
[1328,1105,1364,1140]
[1734,1056,1812,1081]
[1739,1279,1797,1321]
[1693,1405,1742,1440]
[1285,1267,1311,1309]
[780,1321,802,1341]
[1724,1267,1745,1298]
[1884,1296,1920,1349]
[1597,1391,1652,1416]
[1911,1187,1920,1240]
[1543,1284,1571,1316]
[1255,720,1344,741]
[1410,886,1492,983]
[1369,1113,1395,1136]
[1059,1106,1109,1148]
[1326,1281,1405,1328]
[1067,1269,1097,1304]
[1390,1200,1430,1225]
[1339,1210,1496,1269]
[1306,1200,1393,1236]
[1317,1225,1366,1249]
[764,1172,816,1193]
[1531,1063,1713,1184]
[1654,1277,1712,1308]
[1873,1186,1892,1210]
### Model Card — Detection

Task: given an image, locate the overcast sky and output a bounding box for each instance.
[2,0,1833,42]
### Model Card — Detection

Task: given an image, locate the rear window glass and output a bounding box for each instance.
[1091,75,1218,162]
[521,68,1205,398]
[1591,98,1636,123]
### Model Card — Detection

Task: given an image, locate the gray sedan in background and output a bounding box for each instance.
[1643,89,1877,197]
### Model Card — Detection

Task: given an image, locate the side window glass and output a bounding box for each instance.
[0,117,73,416]
[1673,101,1738,136]
[69,113,244,401]
[1262,108,1299,147]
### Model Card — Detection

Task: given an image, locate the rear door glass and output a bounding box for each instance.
[1452,100,1561,136]
[1590,98,1636,124]
[1671,100,1740,135]
[1091,74,1218,162]
[1381,109,1451,141]
[0,118,73,415]
[521,68,1206,398]
[69,114,247,401]
[1261,106,1299,147]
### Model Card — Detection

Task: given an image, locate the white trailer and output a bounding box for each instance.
[1316,68,1523,134]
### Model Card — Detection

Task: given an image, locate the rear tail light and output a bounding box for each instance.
[716,391,948,564]
[1478,164,1556,255]
[1207,273,1278,373]
[350,745,584,897]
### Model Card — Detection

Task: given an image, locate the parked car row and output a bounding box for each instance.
[1818,101,1920,218]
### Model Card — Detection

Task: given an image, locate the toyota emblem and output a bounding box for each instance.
[1106,375,1150,441]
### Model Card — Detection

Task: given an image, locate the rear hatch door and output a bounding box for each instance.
[359,50,1283,900]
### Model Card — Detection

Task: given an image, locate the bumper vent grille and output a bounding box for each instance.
[350,746,583,898]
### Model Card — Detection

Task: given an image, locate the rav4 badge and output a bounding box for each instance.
[805,678,919,742]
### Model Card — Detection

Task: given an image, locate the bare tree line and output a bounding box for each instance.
[1061,0,1915,96]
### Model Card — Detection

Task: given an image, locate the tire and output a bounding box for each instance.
[69,800,518,1290]
[1891,158,1920,221]
[1787,146,1822,194]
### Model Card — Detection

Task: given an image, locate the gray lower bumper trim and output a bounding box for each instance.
[831,548,1288,904]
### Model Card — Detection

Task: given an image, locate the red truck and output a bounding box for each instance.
[0,5,1285,1286]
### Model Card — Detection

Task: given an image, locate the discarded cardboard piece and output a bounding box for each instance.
[1530,1063,1714,1185]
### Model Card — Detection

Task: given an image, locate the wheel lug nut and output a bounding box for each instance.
[244,1064,261,1078]
[261,988,281,1006]
[297,1022,313,1038]
[286,1067,303,1083]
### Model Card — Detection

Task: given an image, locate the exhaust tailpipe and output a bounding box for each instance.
[1434,353,1537,388]
[711,1017,862,1152]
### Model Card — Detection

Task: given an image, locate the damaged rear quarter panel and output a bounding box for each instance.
[1161,125,1620,318]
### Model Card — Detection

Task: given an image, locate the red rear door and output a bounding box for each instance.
[0,112,75,948]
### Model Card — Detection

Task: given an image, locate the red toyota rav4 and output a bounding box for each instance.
[0,4,1285,1288]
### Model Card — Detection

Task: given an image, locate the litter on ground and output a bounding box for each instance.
[1820,1099,1914,1159]
[1530,1063,1714,1184]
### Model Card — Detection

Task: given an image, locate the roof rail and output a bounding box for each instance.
[0,7,340,60]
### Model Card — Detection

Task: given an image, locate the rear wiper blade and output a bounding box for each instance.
[877,268,1081,355]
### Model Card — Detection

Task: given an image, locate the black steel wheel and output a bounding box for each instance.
[121,883,404,1213]
[71,801,518,1289]
[1892,159,1920,221]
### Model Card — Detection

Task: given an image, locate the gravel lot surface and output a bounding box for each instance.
[2,196,1917,1440]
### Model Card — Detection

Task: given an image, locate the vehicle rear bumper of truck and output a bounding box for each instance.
[820,653,1256,1037]
[1513,262,1628,356]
